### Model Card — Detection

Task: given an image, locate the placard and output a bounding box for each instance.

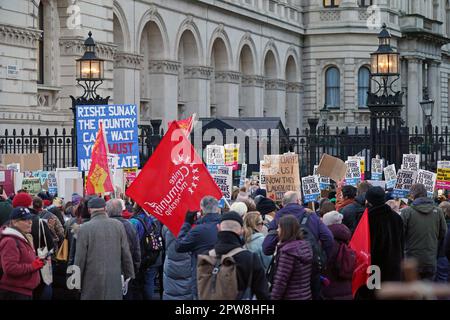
[302,175,321,204]
[56,168,83,201]
[224,144,239,170]
[239,164,247,188]
[259,161,267,190]
[436,161,450,190]
[313,165,330,190]
[206,145,225,165]
[348,156,365,181]
[1,153,43,171]
[6,163,20,173]
[371,158,384,181]
[345,159,361,186]
[47,172,58,196]
[384,164,397,189]
[22,177,41,195]
[393,169,418,199]
[402,154,420,171]
[207,165,233,200]
[415,169,437,198]
[264,153,301,202]
[317,154,347,182]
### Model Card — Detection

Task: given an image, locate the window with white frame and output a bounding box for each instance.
[358,66,370,107]
[325,66,340,108]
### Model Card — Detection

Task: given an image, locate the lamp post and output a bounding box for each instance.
[308,118,319,175]
[420,87,434,170]
[319,104,330,156]
[70,31,109,166]
[367,23,404,167]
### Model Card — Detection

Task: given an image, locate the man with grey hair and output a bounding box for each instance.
[401,183,447,280]
[176,195,221,299]
[106,199,141,283]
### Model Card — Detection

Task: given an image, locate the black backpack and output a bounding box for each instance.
[134,216,163,270]
[299,214,327,274]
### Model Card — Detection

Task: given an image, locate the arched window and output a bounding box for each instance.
[358,67,370,107]
[325,67,340,108]
[324,0,341,8]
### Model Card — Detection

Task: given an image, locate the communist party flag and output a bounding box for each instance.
[85,122,114,195]
[168,113,196,137]
[349,208,371,297]
[126,120,223,237]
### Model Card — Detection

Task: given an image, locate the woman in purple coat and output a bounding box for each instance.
[271,215,313,300]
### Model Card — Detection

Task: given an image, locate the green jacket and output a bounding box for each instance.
[0,199,12,227]
[401,197,447,269]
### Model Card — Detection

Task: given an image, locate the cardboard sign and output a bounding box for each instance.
[207,165,233,200]
[402,154,420,171]
[384,164,397,189]
[22,177,41,195]
[224,144,239,170]
[393,169,418,199]
[259,161,267,190]
[416,169,437,198]
[371,158,384,181]
[1,153,43,171]
[345,159,361,187]
[313,165,330,190]
[76,104,139,171]
[206,145,225,165]
[264,153,301,202]
[302,175,321,204]
[317,154,347,183]
[348,156,365,181]
[239,164,247,188]
[436,161,450,190]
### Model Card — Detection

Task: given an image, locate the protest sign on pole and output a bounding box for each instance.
[313,165,330,190]
[402,154,420,171]
[206,145,225,165]
[302,175,321,204]
[22,177,41,195]
[239,164,247,188]
[317,154,347,183]
[224,144,239,170]
[384,164,397,189]
[393,169,418,199]
[264,154,301,202]
[76,104,139,171]
[47,172,57,196]
[371,158,384,181]
[345,159,361,187]
[436,161,450,190]
[259,161,267,190]
[416,169,437,198]
[207,165,233,200]
[348,156,365,181]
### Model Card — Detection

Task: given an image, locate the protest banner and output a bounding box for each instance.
[302,175,321,204]
[47,172,57,196]
[317,154,347,182]
[0,170,14,195]
[1,153,43,171]
[56,168,82,201]
[402,154,420,171]
[393,169,418,199]
[384,164,397,189]
[239,164,247,188]
[22,177,41,195]
[436,161,450,190]
[264,153,301,202]
[207,165,233,200]
[124,168,138,188]
[224,144,239,170]
[260,161,268,190]
[345,159,361,187]
[76,104,139,171]
[415,169,437,198]
[313,165,330,190]
[348,156,365,181]
[206,145,225,165]
[371,158,384,181]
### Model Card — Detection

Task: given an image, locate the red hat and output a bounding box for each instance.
[12,192,33,208]
[43,199,51,207]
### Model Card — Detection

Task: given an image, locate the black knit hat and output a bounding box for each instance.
[366,186,386,207]
[256,197,278,216]
[220,211,244,227]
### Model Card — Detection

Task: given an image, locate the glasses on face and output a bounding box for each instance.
[257,221,264,226]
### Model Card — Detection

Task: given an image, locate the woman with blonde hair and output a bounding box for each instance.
[243,211,271,270]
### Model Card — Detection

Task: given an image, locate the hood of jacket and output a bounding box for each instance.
[249,232,264,243]
[411,197,436,214]
[0,226,28,243]
[277,240,312,263]
[327,224,352,243]
[355,194,366,206]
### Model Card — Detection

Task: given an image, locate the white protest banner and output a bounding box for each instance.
[345,159,361,186]
[313,165,330,190]
[384,164,397,189]
[264,153,301,202]
[302,175,321,204]
[402,154,420,171]
[47,172,57,196]
[348,156,365,181]
[393,169,418,199]
[206,145,225,165]
[207,165,233,200]
[371,158,384,181]
[436,161,450,190]
[56,168,82,202]
[416,169,437,198]
[6,163,20,173]
[239,164,247,188]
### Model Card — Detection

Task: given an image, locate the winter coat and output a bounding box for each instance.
[112,216,141,274]
[262,203,333,259]
[37,209,64,249]
[270,239,313,300]
[175,212,221,297]
[130,212,163,268]
[340,194,366,234]
[0,199,12,227]
[245,233,272,271]
[67,218,89,266]
[48,206,66,227]
[401,198,447,269]
[0,227,41,297]
[322,224,353,300]
[162,226,193,300]
[74,211,134,300]
[208,231,269,300]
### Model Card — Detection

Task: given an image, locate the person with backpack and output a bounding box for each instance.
[262,191,333,300]
[270,215,313,300]
[321,211,355,300]
[130,204,163,300]
[197,211,269,300]
[32,196,64,251]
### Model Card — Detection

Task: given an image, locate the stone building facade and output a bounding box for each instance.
[1,0,450,133]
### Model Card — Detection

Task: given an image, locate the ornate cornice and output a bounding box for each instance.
[265,79,287,90]
[241,75,265,88]
[114,52,143,69]
[184,66,214,79]
[215,71,241,84]
[0,25,41,48]
[59,37,117,60]
[286,81,303,93]
[148,60,181,75]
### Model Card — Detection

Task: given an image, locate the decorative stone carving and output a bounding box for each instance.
[148,60,181,75]
[114,52,144,69]
[241,75,265,87]
[59,37,117,60]
[215,71,242,84]
[265,79,287,90]
[0,25,41,48]
[320,10,341,21]
[184,66,214,79]
[286,82,303,93]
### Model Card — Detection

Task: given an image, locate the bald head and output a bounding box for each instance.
[282,191,301,206]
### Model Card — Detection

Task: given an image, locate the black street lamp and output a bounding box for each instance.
[70,31,109,166]
[308,118,319,174]
[420,87,435,169]
[319,104,330,135]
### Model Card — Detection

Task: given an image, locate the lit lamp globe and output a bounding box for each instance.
[76,31,104,81]
[370,24,399,77]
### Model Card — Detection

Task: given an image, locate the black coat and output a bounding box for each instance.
[340,194,366,234]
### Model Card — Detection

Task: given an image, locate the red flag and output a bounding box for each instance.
[349,208,371,297]
[126,121,223,237]
[85,122,114,195]
[168,114,195,137]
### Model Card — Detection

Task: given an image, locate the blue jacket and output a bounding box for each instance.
[130,212,163,268]
[162,226,193,300]
[245,232,272,271]
[262,203,334,259]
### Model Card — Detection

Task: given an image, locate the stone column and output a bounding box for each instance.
[406,57,423,127]
[184,66,214,117]
[286,82,303,131]
[114,52,143,105]
[265,79,287,125]
[428,61,441,127]
[214,71,242,117]
[241,75,265,116]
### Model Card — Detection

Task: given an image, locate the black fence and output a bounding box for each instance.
[1,125,450,176]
